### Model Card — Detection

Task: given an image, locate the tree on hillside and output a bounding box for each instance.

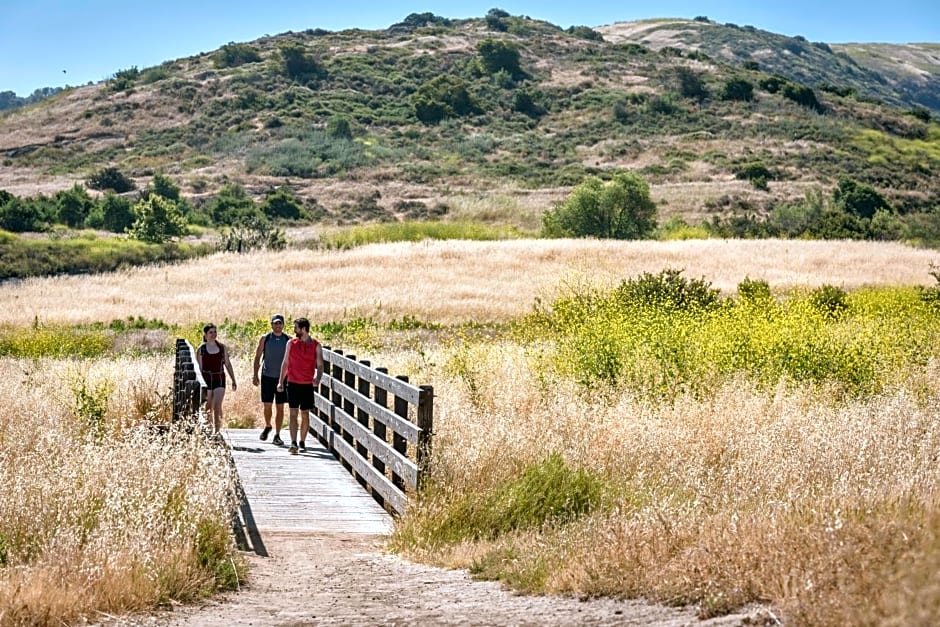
[87,166,136,193]
[476,38,525,80]
[55,185,95,228]
[833,177,892,219]
[129,196,187,243]
[210,183,261,226]
[413,75,480,125]
[279,43,326,84]
[542,172,658,239]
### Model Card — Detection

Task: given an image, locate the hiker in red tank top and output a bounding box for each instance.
[276,317,324,455]
[196,323,237,438]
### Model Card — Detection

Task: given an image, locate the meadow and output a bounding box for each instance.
[1,237,939,625]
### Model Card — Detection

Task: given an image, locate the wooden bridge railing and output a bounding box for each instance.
[173,339,207,423]
[312,347,433,516]
[170,339,433,517]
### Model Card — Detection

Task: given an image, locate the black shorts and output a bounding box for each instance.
[204,373,226,390]
[260,375,287,404]
[286,382,314,411]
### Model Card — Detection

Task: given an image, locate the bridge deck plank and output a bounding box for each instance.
[224,428,392,535]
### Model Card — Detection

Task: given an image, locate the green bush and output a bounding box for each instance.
[87,167,136,193]
[721,78,754,101]
[615,268,722,312]
[413,75,480,125]
[414,453,605,547]
[476,38,525,80]
[809,284,848,319]
[542,171,657,239]
[129,196,188,243]
[213,42,262,68]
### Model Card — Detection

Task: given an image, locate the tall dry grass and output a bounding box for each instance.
[388,341,940,625]
[0,356,242,626]
[0,239,934,327]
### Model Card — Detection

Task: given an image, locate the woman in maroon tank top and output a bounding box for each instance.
[196,323,237,437]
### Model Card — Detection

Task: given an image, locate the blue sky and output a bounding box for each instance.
[2,0,938,97]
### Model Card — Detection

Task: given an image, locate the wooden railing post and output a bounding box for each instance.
[343,354,359,480]
[371,367,389,509]
[392,375,409,492]
[416,385,434,488]
[354,360,371,489]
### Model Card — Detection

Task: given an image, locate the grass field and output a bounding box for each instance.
[1,237,939,625]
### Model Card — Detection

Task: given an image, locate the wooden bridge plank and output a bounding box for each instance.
[225,428,393,535]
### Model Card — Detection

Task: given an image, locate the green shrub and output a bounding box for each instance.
[737,277,772,304]
[720,77,754,101]
[86,167,136,193]
[129,196,188,243]
[414,453,605,547]
[615,268,722,312]
[542,171,657,239]
[810,284,849,318]
[213,42,262,68]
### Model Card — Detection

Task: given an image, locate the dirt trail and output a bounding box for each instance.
[104,533,771,626]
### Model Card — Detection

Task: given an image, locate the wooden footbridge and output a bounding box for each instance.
[172,339,433,552]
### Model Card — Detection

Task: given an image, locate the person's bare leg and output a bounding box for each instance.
[262,402,273,428]
[288,407,299,444]
[275,403,285,436]
[213,388,226,433]
[300,410,310,445]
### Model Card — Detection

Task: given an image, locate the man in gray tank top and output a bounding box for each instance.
[252,314,290,444]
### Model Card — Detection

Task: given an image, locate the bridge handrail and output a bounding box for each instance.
[173,338,207,422]
[314,347,433,516]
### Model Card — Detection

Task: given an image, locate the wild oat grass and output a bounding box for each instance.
[389,323,940,624]
[0,355,243,626]
[0,239,934,327]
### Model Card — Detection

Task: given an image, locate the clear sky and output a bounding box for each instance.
[2,0,938,97]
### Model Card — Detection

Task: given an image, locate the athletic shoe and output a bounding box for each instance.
[260,426,272,441]
[299,441,307,453]
[272,434,284,446]
[288,444,298,455]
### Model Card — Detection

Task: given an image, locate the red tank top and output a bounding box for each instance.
[199,343,226,382]
[286,337,319,384]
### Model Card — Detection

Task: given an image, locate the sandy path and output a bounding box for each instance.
[103,533,770,627]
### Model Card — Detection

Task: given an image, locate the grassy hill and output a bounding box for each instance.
[0,11,938,233]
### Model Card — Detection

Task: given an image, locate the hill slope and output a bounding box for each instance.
[0,12,938,227]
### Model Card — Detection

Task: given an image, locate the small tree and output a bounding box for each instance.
[146,172,182,201]
[129,195,187,243]
[209,183,259,226]
[279,42,326,84]
[87,166,136,193]
[720,77,754,101]
[833,177,892,219]
[55,185,95,228]
[0,197,45,232]
[97,192,136,232]
[260,187,305,220]
[476,38,524,80]
[413,75,479,125]
[542,172,657,239]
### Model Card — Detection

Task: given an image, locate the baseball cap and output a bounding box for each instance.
[271,314,285,323]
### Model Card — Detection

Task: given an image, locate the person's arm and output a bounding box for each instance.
[314,343,324,387]
[224,346,237,391]
[252,335,265,386]
[276,342,292,390]
[196,344,203,371]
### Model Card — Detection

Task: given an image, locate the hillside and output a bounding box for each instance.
[0,11,938,230]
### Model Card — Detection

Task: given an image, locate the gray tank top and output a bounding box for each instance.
[261,332,289,378]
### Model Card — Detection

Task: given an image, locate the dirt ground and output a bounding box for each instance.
[99,533,775,627]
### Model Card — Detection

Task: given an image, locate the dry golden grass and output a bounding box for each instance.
[3,238,939,624]
[0,356,241,626]
[389,341,940,625]
[0,239,934,328]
